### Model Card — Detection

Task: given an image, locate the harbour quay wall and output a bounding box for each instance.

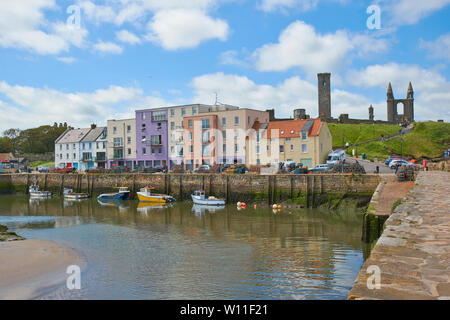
[0,173,380,205]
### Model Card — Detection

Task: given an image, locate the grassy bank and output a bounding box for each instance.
[329,122,450,161]
[30,161,54,169]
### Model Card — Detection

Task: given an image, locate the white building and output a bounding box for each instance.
[54,128,91,169]
[79,126,107,170]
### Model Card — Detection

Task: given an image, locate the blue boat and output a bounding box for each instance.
[97,187,130,201]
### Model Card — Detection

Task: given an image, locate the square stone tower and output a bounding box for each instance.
[318,73,331,118]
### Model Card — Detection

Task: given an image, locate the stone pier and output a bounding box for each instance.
[349,171,450,300]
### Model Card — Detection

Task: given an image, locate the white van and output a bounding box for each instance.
[326,150,346,165]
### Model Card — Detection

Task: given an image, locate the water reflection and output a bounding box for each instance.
[0,195,368,300]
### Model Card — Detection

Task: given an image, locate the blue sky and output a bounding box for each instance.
[0,0,449,132]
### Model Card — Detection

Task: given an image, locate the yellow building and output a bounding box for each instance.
[247,118,332,168]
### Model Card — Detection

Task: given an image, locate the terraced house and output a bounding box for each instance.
[55,128,91,169]
[107,119,136,169]
[247,118,332,168]
[79,125,107,170]
[182,108,270,170]
[135,108,169,169]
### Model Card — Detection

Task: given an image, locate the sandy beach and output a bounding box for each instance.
[0,239,85,300]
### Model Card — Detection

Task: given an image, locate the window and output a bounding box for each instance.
[181,108,186,116]
[158,148,162,154]
[66,154,69,159]
[222,117,226,126]
[171,146,175,154]
[96,142,99,149]
[127,125,131,133]
[170,122,174,130]
[280,145,284,153]
[59,145,62,151]
[202,145,210,156]
[171,134,175,142]
[223,144,226,153]
[73,144,76,149]
[189,132,193,141]
[152,111,166,121]
[188,119,193,128]
[103,141,106,149]
[142,113,146,120]
[256,145,260,154]
[82,143,85,150]
[114,137,123,147]
[286,138,291,142]
[142,148,146,155]
[113,127,117,134]
[235,144,238,152]
[290,144,294,151]
[302,131,307,140]
[152,148,155,154]
[222,130,226,139]
[157,122,162,130]
[189,145,193,153]
[202,118,210,129]
[128,148,131,155]
[302,144,307,153]
[235,129,239,138]
[141,124,146,131]
[202,131,210,143]
[234,116,239,125]
[66,144,69,150]
[60,154,62,159]
[281,131,284,135]
[127,137,131,144]
[89,143,92,149]
[248,116,250,125]
[151,135,162,145]
[170,109,175,117]
[141,136,146,142]
[192,107,197,115]
[256,133,260,143]
[73,153,76,159]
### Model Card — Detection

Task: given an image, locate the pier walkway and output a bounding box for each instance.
[349,171,450,299]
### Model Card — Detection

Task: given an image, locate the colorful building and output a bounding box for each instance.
[107,119,136,169]
[79,125,107,170]
[182,108,270,170]
[55,128,91,169]
[247,118,332,168]
[167,104,239,168]
[135,108,169,169]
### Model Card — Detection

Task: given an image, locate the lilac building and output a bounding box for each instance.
[135,108,169,169]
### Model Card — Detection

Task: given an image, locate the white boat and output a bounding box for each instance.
[191,190,225,206]
[63,188,89,200]
[29,185,51,198]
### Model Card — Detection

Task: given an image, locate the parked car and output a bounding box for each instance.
[37,166,50,173]
[193,165,212,173]
[385,156,403,166]
[309,164,330,172]
[389,159,415,169]
[326,150,346,165]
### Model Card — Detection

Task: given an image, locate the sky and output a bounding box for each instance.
[0,0,449,132]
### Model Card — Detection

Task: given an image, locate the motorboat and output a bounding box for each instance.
[63,188,89,200]
[29,185,51,198]
[191,190,225,206]
[136,187,175,204]
[98,187,130,200]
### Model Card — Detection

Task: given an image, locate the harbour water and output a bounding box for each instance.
[0,195,369,300]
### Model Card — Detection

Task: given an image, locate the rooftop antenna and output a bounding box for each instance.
[214,92,218,105]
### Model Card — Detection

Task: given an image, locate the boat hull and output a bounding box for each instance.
[98,192,130,201]
[137,192,174,204]
[30,192,51,198]
[64,193,89,200]
[191,195,225,206]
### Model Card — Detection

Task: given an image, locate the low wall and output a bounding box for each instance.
[0,173,380,206]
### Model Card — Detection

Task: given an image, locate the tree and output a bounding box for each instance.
[3,128,21,155]
[0,137,12,153]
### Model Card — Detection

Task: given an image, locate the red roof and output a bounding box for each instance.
[0,153,12,161]
[260,119,322,139]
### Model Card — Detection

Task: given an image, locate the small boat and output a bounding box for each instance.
[63,188,89,200]
[137,187,176,204]
[29,185,51,198]
[191,190,225,206]
[98,187,130,201]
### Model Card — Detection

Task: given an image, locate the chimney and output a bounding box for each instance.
[294,109,306,120]
[266,109,275,121]
[91,123,97,129]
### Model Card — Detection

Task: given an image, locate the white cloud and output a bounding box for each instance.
[93,41,123,54]
[145,9,229,50]
[378,0,450,26]
[252,21,388,74]
[420,33,450,61]
[0,82,171,131]
[0,0,88,55]
[116,30,141,44]
[347,63,450,121]
[258,0,319,12]
[57,57,77,64]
